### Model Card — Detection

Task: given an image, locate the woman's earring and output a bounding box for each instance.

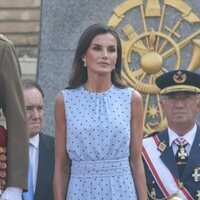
[83,59,87,67]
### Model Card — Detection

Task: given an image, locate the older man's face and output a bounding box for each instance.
[23,88,44,137]
[160,92,200,132]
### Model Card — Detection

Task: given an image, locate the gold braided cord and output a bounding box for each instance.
[160,85,200,94]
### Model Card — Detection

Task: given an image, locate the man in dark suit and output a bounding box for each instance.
[0,35,28,199]
[142,70,200,199]
[22,79,54,200]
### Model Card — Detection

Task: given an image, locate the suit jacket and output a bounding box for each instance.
[34,133,55,200]
[143,126,200,199]
[0,35,28,190]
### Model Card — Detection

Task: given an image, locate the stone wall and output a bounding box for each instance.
[38,0,200,136]
[0,0,41,58]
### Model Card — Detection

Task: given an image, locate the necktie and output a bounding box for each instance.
[174,138,188,178]
[23,152,34,200]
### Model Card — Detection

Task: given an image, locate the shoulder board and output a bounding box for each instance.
[144,131,159,138]
[0,34,11,43]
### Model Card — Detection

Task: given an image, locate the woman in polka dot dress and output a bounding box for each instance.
[54,24,147,200]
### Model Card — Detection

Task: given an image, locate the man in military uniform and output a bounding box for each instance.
[0,35,28,199]
[142,70,200,199]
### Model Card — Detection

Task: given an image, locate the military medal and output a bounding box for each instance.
[196,191,200,200]
[192,167,200,182]
[150,188,156,198]
[178,145,187,159]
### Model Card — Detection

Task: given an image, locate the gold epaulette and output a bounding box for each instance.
[144,131,159,138]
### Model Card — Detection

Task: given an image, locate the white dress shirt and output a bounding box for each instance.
[29,134,39,193]
[168,124,197,155]
[0,187,22,200]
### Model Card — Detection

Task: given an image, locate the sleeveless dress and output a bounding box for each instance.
[62,85,137,200]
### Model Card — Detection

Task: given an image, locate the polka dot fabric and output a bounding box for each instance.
[62,85,137,200]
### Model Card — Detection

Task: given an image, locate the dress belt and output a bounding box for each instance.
[71,158,131,178]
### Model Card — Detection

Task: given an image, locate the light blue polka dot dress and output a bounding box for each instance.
[62,85,137,200]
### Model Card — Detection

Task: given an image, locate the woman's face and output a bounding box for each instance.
[83,33,118,76]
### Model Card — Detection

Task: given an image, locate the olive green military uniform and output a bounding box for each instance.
[0,35,28,190]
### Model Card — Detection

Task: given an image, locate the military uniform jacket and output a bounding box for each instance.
[0,35,28,190]
[142,126,200,200]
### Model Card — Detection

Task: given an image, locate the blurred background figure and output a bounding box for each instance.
[0,35,28,200]
[22,79,54,200]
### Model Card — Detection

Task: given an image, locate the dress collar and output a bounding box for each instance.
[29,133,39,149]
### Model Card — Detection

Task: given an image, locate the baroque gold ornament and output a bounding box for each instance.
[107,0,200,135]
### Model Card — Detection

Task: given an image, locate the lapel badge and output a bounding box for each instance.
[196,191,200,200]
[192,167,200,182]
[157,141,166,152]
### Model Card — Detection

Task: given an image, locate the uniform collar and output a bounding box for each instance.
[168,124,197,147]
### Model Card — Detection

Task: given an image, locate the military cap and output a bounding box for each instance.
[155,70,200,94]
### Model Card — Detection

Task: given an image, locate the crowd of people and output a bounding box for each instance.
[0,23,199,200]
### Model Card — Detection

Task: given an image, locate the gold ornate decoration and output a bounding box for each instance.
[107,0,200,135]
[0,126,7,193]
[170,197,182,200]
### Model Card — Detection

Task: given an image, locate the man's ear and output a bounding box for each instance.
[159,96,164,107]
[197,96,200,110]
[159,96,166,113]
